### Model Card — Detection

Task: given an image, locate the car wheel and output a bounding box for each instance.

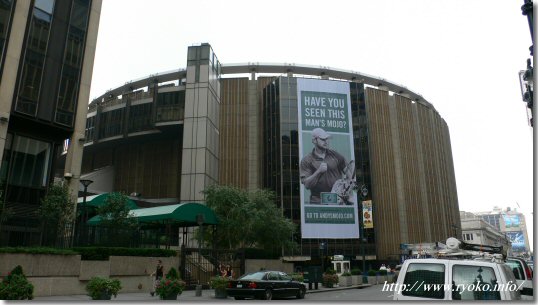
[234,297,245,300]
[264,289,273,300]
[296,287,306,299]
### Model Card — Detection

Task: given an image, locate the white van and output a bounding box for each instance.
[393,258,521,301]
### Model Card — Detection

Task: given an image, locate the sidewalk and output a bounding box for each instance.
[33,284,371,301]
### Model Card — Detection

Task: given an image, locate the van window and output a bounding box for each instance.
[506,259,524,280]
[452,265,501,300]
[402,263,445,299]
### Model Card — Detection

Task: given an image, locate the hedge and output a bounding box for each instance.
[0,247,77,255]
[71,247,177,260]
[0,247,176,260]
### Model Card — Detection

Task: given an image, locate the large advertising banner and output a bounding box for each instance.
[506,231,526,252]
[297,78,359,239]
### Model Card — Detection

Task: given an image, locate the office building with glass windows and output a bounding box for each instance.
[76,43,461,265]
[474,207,531,256]
[0,0,102,245]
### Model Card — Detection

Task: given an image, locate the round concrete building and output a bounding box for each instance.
[79,43,460,265]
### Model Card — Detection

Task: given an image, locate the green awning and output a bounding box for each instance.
[77,193,139,210]
[87,202,219,226]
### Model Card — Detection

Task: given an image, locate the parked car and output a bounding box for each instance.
[393,258,521,301]
[226,270,306,300]
[526,260,534,271]
[506,256,533,300]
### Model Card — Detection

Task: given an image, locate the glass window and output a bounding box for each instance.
[55,1,90,126]
[99,109,124,138]
[402,263,445,299]
[506,260,524,280]
[268,272,279,281]
[452,265,500,300]
[279,272,291,281]
[34,0,54,14]
[128,103,152,132]
[7,135,51,188]
[239,272,266,281]
[16,0,55,116]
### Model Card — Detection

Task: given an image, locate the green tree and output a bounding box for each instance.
[38,183,73,247]
[96,192,138,246]
[203,185,297,252]
[248,189,297,251]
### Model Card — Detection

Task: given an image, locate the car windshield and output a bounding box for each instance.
[239,272,266,280]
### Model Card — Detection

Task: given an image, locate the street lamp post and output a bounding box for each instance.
[79,179,93,245]
[358,185,368,278]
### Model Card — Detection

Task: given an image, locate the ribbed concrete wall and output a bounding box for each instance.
[365,87,460,260]
[219,78,250,188]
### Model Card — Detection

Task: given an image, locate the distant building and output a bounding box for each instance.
[0,0,103,246]
[474,207,531,256]
[459,211,511,254]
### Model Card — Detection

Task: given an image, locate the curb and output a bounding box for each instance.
[306,284,372,294]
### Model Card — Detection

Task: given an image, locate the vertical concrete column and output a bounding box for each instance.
[427,110,449,238]
[180,44,220,202]
[0,0,31,165]
[387,95,408,243]
[247,76,259,190]
[411,103,432,241]
[64,0,103,212]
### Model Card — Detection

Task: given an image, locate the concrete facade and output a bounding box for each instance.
[78,45,459,262]
[0,253,179,297]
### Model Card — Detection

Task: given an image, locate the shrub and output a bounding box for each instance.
[156,278,185,299]
[0,265,33,300]
[367,269,377,276]
[154,267,185,298]
[210,276,230,289]
[325,267,337,275]
[165,267,179,280]
[341,272,352,277]
[378,269,388,276]
[289,272,304,282]
[350,268,362,275]
[322,273,338,288]
[85,277,121,300]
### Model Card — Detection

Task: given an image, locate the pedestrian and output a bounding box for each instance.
[150,259,164,297]
[219,263,227,277]
[225,265,234,279]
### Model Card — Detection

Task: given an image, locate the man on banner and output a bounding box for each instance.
[300,128,355,204]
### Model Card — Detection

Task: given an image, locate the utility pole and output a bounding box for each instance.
[520,0,534,127]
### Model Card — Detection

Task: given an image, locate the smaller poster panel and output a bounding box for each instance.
[362,200,373,229]
[506,231,525,252]
[503,215,520,228]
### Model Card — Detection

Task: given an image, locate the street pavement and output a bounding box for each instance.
[33,284,384,302]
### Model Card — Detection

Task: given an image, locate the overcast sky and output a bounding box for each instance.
[90,0,534,247]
